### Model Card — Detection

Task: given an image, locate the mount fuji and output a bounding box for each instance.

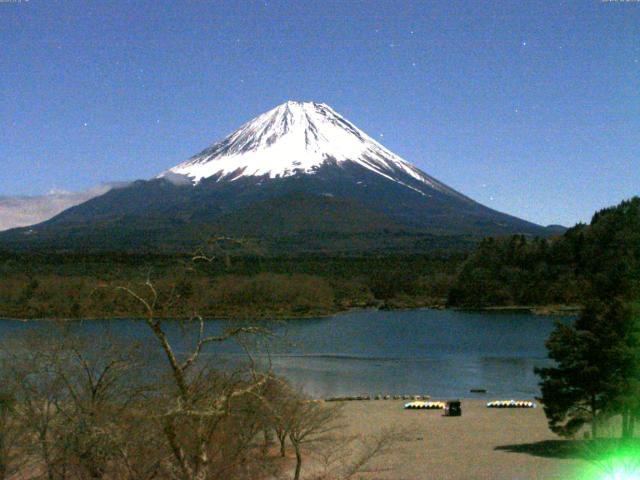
[0,101,554,253]
[159,101,463,200]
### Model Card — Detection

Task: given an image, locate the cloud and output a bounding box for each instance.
[0,182,128,232]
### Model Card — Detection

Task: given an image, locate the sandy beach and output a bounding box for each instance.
[333,399,592,480]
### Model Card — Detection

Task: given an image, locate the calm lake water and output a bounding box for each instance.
[0,309,568,399]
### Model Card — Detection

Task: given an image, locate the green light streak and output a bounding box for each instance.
[578,441,640,480]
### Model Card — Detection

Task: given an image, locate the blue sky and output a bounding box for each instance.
[1,0,638,226]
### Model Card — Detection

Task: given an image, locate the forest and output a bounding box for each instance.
[448,196,640,308]
[0,252,462,319]
[0,197,638,320]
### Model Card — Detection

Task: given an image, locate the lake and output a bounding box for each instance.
[0,309,567,399]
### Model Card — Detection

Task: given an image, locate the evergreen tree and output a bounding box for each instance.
[536,197,640,439]
[612,301,640,438]
[535,300,628,438]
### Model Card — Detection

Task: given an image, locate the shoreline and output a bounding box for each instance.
[322,395,538,402]
[0,303,580,322]
[456,304,581,316]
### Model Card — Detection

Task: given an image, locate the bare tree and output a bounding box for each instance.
[115,266,400,480]
[257,382,409,480]
[117,274,272,480]
[258,376,297,458]
[0,389,26,480]
[2,326,150,480]
[314,427,409,480]
[286,399,340,480]
[4,337,65,480]
[54,334,147,479]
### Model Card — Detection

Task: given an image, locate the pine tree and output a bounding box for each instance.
[536,197,640,439]
[536,299,638,438]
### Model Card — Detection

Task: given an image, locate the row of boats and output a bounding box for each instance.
[404,401,447,409]
[404,399,537,409]
[486,400,536,408]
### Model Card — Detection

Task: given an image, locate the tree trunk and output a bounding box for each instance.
[38,419,55,480]
[163,420,192,480]
[293,444,302,480]
[0,438,8,480]
[0,417,7,480]
[279,434,286,457]
[262,430,272,455]
[622,408,630,439]
[591,396,598,439]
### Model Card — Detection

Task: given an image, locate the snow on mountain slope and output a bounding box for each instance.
[159,101,461,198]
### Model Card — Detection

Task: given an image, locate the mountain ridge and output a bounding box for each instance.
[0,101,559,253]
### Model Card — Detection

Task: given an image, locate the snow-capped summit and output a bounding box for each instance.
[160,101,457,197]
[0,101,551,252]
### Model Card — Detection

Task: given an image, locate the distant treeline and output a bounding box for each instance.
[0,252,463,319]
[1,197,638,319]
[448,197,640,308]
